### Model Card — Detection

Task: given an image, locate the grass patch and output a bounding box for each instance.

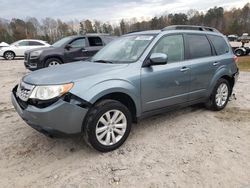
[238,56,250,71]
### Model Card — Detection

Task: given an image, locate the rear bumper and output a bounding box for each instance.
[11,89,88,136]
[234,68,239,84]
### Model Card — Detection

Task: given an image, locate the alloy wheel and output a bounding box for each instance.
[215,83,229,107]
[96,110,127,146]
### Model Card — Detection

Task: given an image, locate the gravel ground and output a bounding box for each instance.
[0,58,249,188]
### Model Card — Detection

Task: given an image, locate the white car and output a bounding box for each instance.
[0,39,50,60]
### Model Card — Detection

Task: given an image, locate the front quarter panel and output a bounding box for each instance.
[70,79,141,116]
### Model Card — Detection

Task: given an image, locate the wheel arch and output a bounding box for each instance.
[44,55,64,65]
[94,92,138,123]
[208,69,235,97]
[4,50,16,57]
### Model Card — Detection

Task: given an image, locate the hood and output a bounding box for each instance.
[0,42,9,47]
[25,46,54,54]
[23,61,128,85]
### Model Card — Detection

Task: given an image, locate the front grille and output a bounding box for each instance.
[16,82,35,102]
[24,53,29,61]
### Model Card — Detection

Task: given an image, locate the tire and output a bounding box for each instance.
[205,78,231,111]
[84,99,132,152]
[234,49,244,57]
[4,51,15,60]
[44,58,62,68]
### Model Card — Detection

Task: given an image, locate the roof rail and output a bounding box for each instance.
[162,25,220,33]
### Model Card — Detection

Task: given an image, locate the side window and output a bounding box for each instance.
[88,37,103,46]
[18,41,29,46]
[186,34,212,59]
[29,41,44,46]
[208,35,229,55]
[152,35,184,63]
[70,38,86,48]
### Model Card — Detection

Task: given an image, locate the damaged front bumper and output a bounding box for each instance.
[11,85,90,136]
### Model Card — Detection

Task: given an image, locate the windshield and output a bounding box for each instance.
[91,35,154,64]
[10,41,19,46]
[52,36,72,47]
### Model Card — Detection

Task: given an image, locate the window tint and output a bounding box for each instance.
[88,37,103,46]
[70,38,85,48]
[152,35,184,63]
[18,41,29,46]
[186,34,212,59]
[208,35,229,55]
[29,41,44,46]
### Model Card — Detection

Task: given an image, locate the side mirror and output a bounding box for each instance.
[15,44,19,47]
[65,44,72,50]
[144,53,168,67]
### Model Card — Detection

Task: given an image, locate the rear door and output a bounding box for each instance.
[28,41,46,50]
[184,34,218,101]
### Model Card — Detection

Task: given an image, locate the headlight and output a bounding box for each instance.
[30,50,43,58]
[29,83,73,100]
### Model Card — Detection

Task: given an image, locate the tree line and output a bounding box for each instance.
[0,3,249,44]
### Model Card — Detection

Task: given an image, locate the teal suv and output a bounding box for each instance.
[12,25,239,152]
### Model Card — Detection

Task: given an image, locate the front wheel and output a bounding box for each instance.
[206,78,231,111]
[84,99,132,152]
[235,49,244,56]
[4,51,15,60]
[44,58,62,68]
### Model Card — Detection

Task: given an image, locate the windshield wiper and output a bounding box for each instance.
[93,59,113,64]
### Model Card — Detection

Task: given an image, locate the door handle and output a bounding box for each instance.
[213,62,220,66]
[180,67,190,72]
[82,49,88,52]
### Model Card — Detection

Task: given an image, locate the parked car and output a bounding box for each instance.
[12,25,239,152]
[24,34,115,70]
[0,39,50,60]
[227,34,238,42]
[234,45,250,56]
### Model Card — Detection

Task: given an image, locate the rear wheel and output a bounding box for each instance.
[206,78,231,111]
[84,99,132,152]
[4,51,15,60]
[44,58,62,67]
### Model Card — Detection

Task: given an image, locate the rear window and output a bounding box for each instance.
[88,37,103,46]
[208,35,229,55]
[29,41,44,46]
[186,34,212,59]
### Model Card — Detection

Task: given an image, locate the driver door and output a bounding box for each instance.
[65,38,88,62]
[141,34,191,112]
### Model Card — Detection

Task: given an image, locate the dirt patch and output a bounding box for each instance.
[215,107,250,122]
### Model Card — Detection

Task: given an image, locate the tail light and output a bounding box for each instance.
[233,55,238,66]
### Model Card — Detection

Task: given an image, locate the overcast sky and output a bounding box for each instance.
[0,0,249,23]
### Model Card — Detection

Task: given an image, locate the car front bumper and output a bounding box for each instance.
[24,53,44,70]
[11,87,88,136]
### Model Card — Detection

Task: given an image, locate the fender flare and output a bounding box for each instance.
[74,79,141,116]
[207,67,234,97]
